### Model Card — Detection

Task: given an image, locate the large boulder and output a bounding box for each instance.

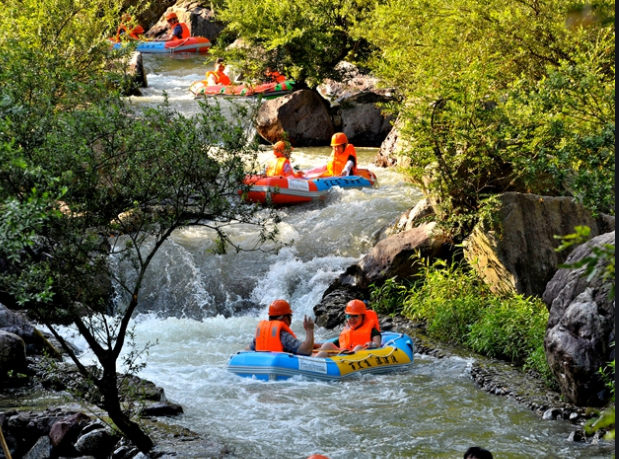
[463,192,615,297]
[543,231,615,407]
[338,92,394,147]
[374,117,402,168]
[326,222,453,294]
[317,62,394,147]
[256,90,334,146]
[0,330,27,375]
[144,1,224,42]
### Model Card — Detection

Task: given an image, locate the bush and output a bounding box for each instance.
[401,260,554,385]
[467,295,548,365]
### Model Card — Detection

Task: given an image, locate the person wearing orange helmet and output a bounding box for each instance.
[246,299,315,355]
[324,132,357,177]
[205,57,232,86]
[307,455,331,459]
[154,11,190,42]
[115,14,145,42]
[264,140,304,177]
[315,299,381,357]
[264,67,287,84]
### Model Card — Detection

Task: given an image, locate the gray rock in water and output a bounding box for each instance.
[139,401,184,417]
[256,90,334,146]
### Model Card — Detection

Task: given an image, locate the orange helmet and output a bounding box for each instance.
[273,140,292,157]
[269,299,292,316]
[307,456,331,459]
[345,299,366,315]
[330,132,348,146]
[166,12,178,21]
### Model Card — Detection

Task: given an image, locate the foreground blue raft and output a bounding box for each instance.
[227,332,415,381]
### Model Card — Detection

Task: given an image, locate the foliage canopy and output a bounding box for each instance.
[361,0,615,231]
[0,0,278,452]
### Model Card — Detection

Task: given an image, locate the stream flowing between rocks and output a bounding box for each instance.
[24,55,615,458]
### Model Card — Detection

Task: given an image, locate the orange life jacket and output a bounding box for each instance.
[255,320,298,352]
[173,22,190,39]
[339,310,380,350]
[265,157,289,177]
[205,70,231,86]
[326,144,357,177]
[115,24,144,41]
[269,71,287,83]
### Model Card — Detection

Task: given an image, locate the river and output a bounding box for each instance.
[55,54,616,458]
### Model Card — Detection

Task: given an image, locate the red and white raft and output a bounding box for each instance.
[242,168,378,205]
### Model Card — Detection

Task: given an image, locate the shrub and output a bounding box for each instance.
[401,260,554,385]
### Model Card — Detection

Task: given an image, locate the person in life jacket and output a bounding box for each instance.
[154,11,190,42]
[115,14,145,42]
[205,58,232,86]
[314,300,381,357]
[323,132,357,177]
[264,67,287,83]
[264,141,304,178]
[246,299,315,355]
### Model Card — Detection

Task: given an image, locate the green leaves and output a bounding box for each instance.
[362,0,615,229]
[401,259,553,384]
[217,0,377,86]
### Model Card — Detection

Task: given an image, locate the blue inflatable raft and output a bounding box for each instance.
[227,332,415,381]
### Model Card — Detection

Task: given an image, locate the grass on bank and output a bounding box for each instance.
[370,259,556,387]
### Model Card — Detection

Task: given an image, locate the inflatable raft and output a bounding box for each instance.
[112,37,211,54]
[242,167,378,205]
[188,80,295,99]
[227,332,414,381]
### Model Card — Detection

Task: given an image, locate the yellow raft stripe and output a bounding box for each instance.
[330,346,412,376]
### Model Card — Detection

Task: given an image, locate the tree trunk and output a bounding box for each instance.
[100,368,154,453]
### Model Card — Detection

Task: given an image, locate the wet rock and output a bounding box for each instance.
[127,52,147,96]
[112,445,139,459]
[49,412,91,456]
[139,401,184,417]
[313,286,360,329]
[567,429,586,442]
[256,90,335,146]
[355,223,453,289]
[542,408,561,420]
[543,231,615,406]
[74,428,119,458]
[374,198,437,242]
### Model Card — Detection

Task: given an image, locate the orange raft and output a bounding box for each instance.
[242,168,378,206]
[188,80,295,99]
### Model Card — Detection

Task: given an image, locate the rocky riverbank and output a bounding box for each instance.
[382,315,611,444]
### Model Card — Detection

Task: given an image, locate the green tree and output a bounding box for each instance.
[362,0,615,233]
[0,0,279,452]
[216,0,377,86]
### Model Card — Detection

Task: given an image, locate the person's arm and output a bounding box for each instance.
[365,328,381,349]
[295,315,315,355]
[245,336,256,351]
